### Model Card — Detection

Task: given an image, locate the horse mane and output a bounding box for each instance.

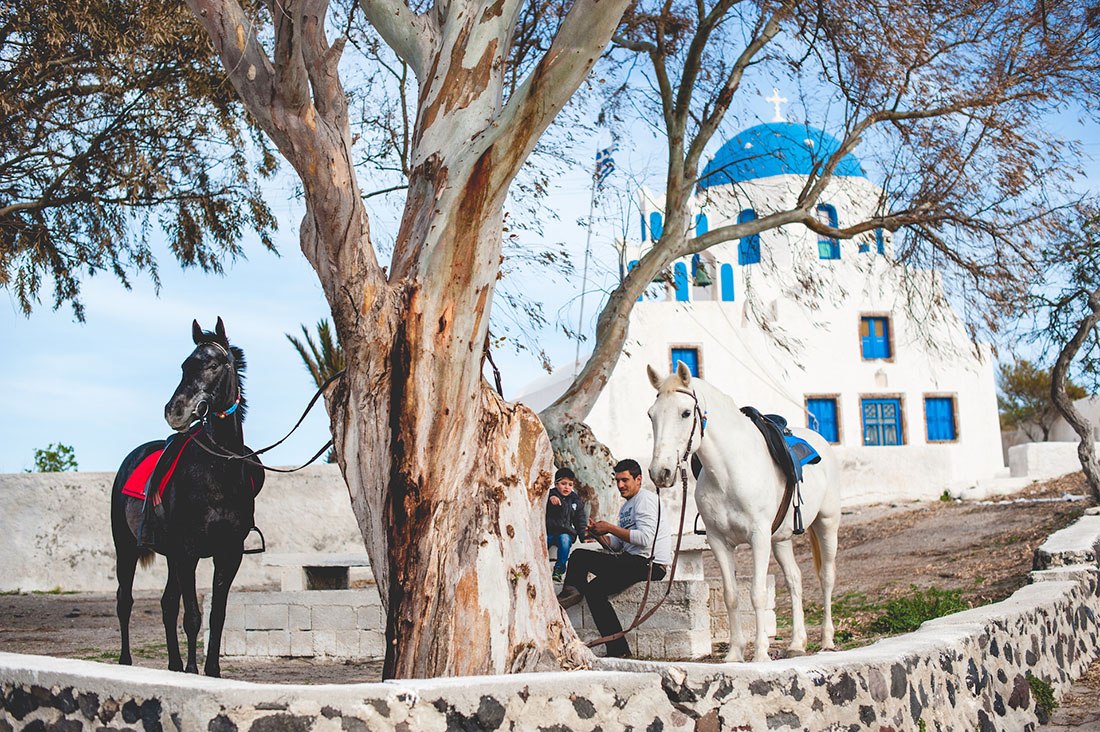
[195,330,249,422]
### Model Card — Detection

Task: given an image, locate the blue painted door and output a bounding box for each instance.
[862,398,902,445]
[860,317,891,359]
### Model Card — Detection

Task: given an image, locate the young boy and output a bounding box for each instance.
[545,467,586,583]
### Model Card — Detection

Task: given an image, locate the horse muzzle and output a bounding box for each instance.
[650,463,677,488]
[165,395,205,431]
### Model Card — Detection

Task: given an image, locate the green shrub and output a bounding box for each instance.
[1027,673,1058,714]
[28,443,77,472]
[869,585,968,633]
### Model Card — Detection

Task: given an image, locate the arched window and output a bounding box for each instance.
[737,209,760,265]
[720,263,735,302]
[649,211,664,241]
[695,213,709,236]
[673,262,689,301]
[815,203,839,260]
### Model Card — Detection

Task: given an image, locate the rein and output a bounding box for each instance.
[189,369,345,473]
[584,387,705,649]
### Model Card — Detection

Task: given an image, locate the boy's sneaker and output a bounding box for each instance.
[552,570,564,583]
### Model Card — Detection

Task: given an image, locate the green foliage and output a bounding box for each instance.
[0,0,278,320]
[29,443,77,472]
[1027,673,1058,714]
[997,360,1087,440]
[286,319,345,463]
[940,489,953,502]
[869,585,968,634]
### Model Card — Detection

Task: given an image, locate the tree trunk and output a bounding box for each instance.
[1050,285,1100,500]
[186,0,628,678]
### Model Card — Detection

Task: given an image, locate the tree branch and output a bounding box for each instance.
[359,0,436,80]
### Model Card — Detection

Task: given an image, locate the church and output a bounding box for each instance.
[522,100,1007,504]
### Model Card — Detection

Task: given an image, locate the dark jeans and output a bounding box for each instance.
[563,549,666,657]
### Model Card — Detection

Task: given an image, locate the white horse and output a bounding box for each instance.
[647,361,841,662]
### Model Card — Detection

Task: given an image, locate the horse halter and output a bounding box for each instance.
[673,388,707,465]
[198,341,240,421]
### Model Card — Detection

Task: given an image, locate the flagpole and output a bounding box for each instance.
[573,175,598,379]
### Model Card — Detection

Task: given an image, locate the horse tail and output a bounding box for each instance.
[137,548,155,569]
[808,524,822,577]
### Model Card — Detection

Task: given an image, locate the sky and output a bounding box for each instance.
[2,93,1098,473]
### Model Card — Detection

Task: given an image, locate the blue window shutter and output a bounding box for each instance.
[876,229,885,254]
[738,209,760,265]
[670,348,699,377]
[628,259,642,302]
[720,264,735,301]
[925,397,956,441]
[696,213,708,235]
[650,212,664,240]
[673,262,689,301]
[807,398,839,442]
[640,215,647,242]
[860,317,891,359]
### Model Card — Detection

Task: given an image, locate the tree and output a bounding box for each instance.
[998,360,1087,441]
[29,443,78,473]
[0,0,278,321]
[287,319,346,462]
[182,0,631,678]
[537,0,1100,501]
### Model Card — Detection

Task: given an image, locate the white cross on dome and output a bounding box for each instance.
[765,88,788,123]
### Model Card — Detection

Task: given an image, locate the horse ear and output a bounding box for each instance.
[192,320,203,344]
[646,364,663,390]
[215,317,227,344]
[676,359,693,385]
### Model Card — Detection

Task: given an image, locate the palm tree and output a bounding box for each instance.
[286,320,345,461]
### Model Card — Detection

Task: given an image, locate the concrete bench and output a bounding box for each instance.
[262,552,374,591]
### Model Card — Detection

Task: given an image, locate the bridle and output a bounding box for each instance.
[193,341,241,422]
[672,387,707,466]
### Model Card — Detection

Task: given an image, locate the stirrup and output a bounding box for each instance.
[242,526,266,554]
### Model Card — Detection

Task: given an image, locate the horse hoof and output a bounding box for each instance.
[783,648,808,658]
[205,667,221,678]
[118,656,132,666]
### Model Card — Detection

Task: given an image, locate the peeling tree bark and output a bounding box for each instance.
[185,0,630,678]
[1050,285,1100,501]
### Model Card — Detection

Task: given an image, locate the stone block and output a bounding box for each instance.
[265,630,292,656]
[335,630,360,657]
[314,630,338,656]
[290,631,315,657]
[222,605,248,630]
[222,630,246,657]
[290,604,312,631]
[281,566,306,592]
[313,604,356,631]
[357,604,383,630]
[662,628,709,659]
[245,630,269,656]
[246,603,289,631]
[359,630,385,659]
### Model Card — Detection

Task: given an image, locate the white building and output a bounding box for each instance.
[523,120,1008,505]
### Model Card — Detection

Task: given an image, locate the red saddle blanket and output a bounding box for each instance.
[120,431,198,502]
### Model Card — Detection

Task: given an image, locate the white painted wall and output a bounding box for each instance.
[0,466,364,592]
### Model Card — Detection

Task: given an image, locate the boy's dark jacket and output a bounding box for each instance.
[546,487,586,539]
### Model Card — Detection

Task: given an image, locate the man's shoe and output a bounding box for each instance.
[557,585,583,609]
[552,570,564,583]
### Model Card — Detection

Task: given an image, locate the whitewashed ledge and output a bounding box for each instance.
[3,513,1100,732]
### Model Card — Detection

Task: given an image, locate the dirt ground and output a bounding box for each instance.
[2,473,1100,726]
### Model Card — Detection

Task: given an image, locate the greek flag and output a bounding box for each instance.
[594,144,617,188]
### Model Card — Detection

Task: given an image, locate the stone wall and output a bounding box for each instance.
[5,514,1100,731]
[0,466,364,592]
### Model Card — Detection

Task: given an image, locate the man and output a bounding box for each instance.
[545,467,586,582]
[557,458,673,658]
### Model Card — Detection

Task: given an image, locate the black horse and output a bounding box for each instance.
[111,318,264,677]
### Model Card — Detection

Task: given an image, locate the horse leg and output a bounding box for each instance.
[708,538,744,662]
[169,555,202,674]
[161,564,183,671]
[204,550,242,677]
[772,538,807,656]
[810,516,840,650]
[749,531,772,663]
[115,548,138,666]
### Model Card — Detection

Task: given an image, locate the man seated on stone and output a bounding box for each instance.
[545,467,586,583]
[557,458,672,658]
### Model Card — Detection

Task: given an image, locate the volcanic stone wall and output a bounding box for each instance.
[3,515,1100,731]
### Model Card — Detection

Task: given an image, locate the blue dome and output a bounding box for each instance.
[697,122,864,190]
